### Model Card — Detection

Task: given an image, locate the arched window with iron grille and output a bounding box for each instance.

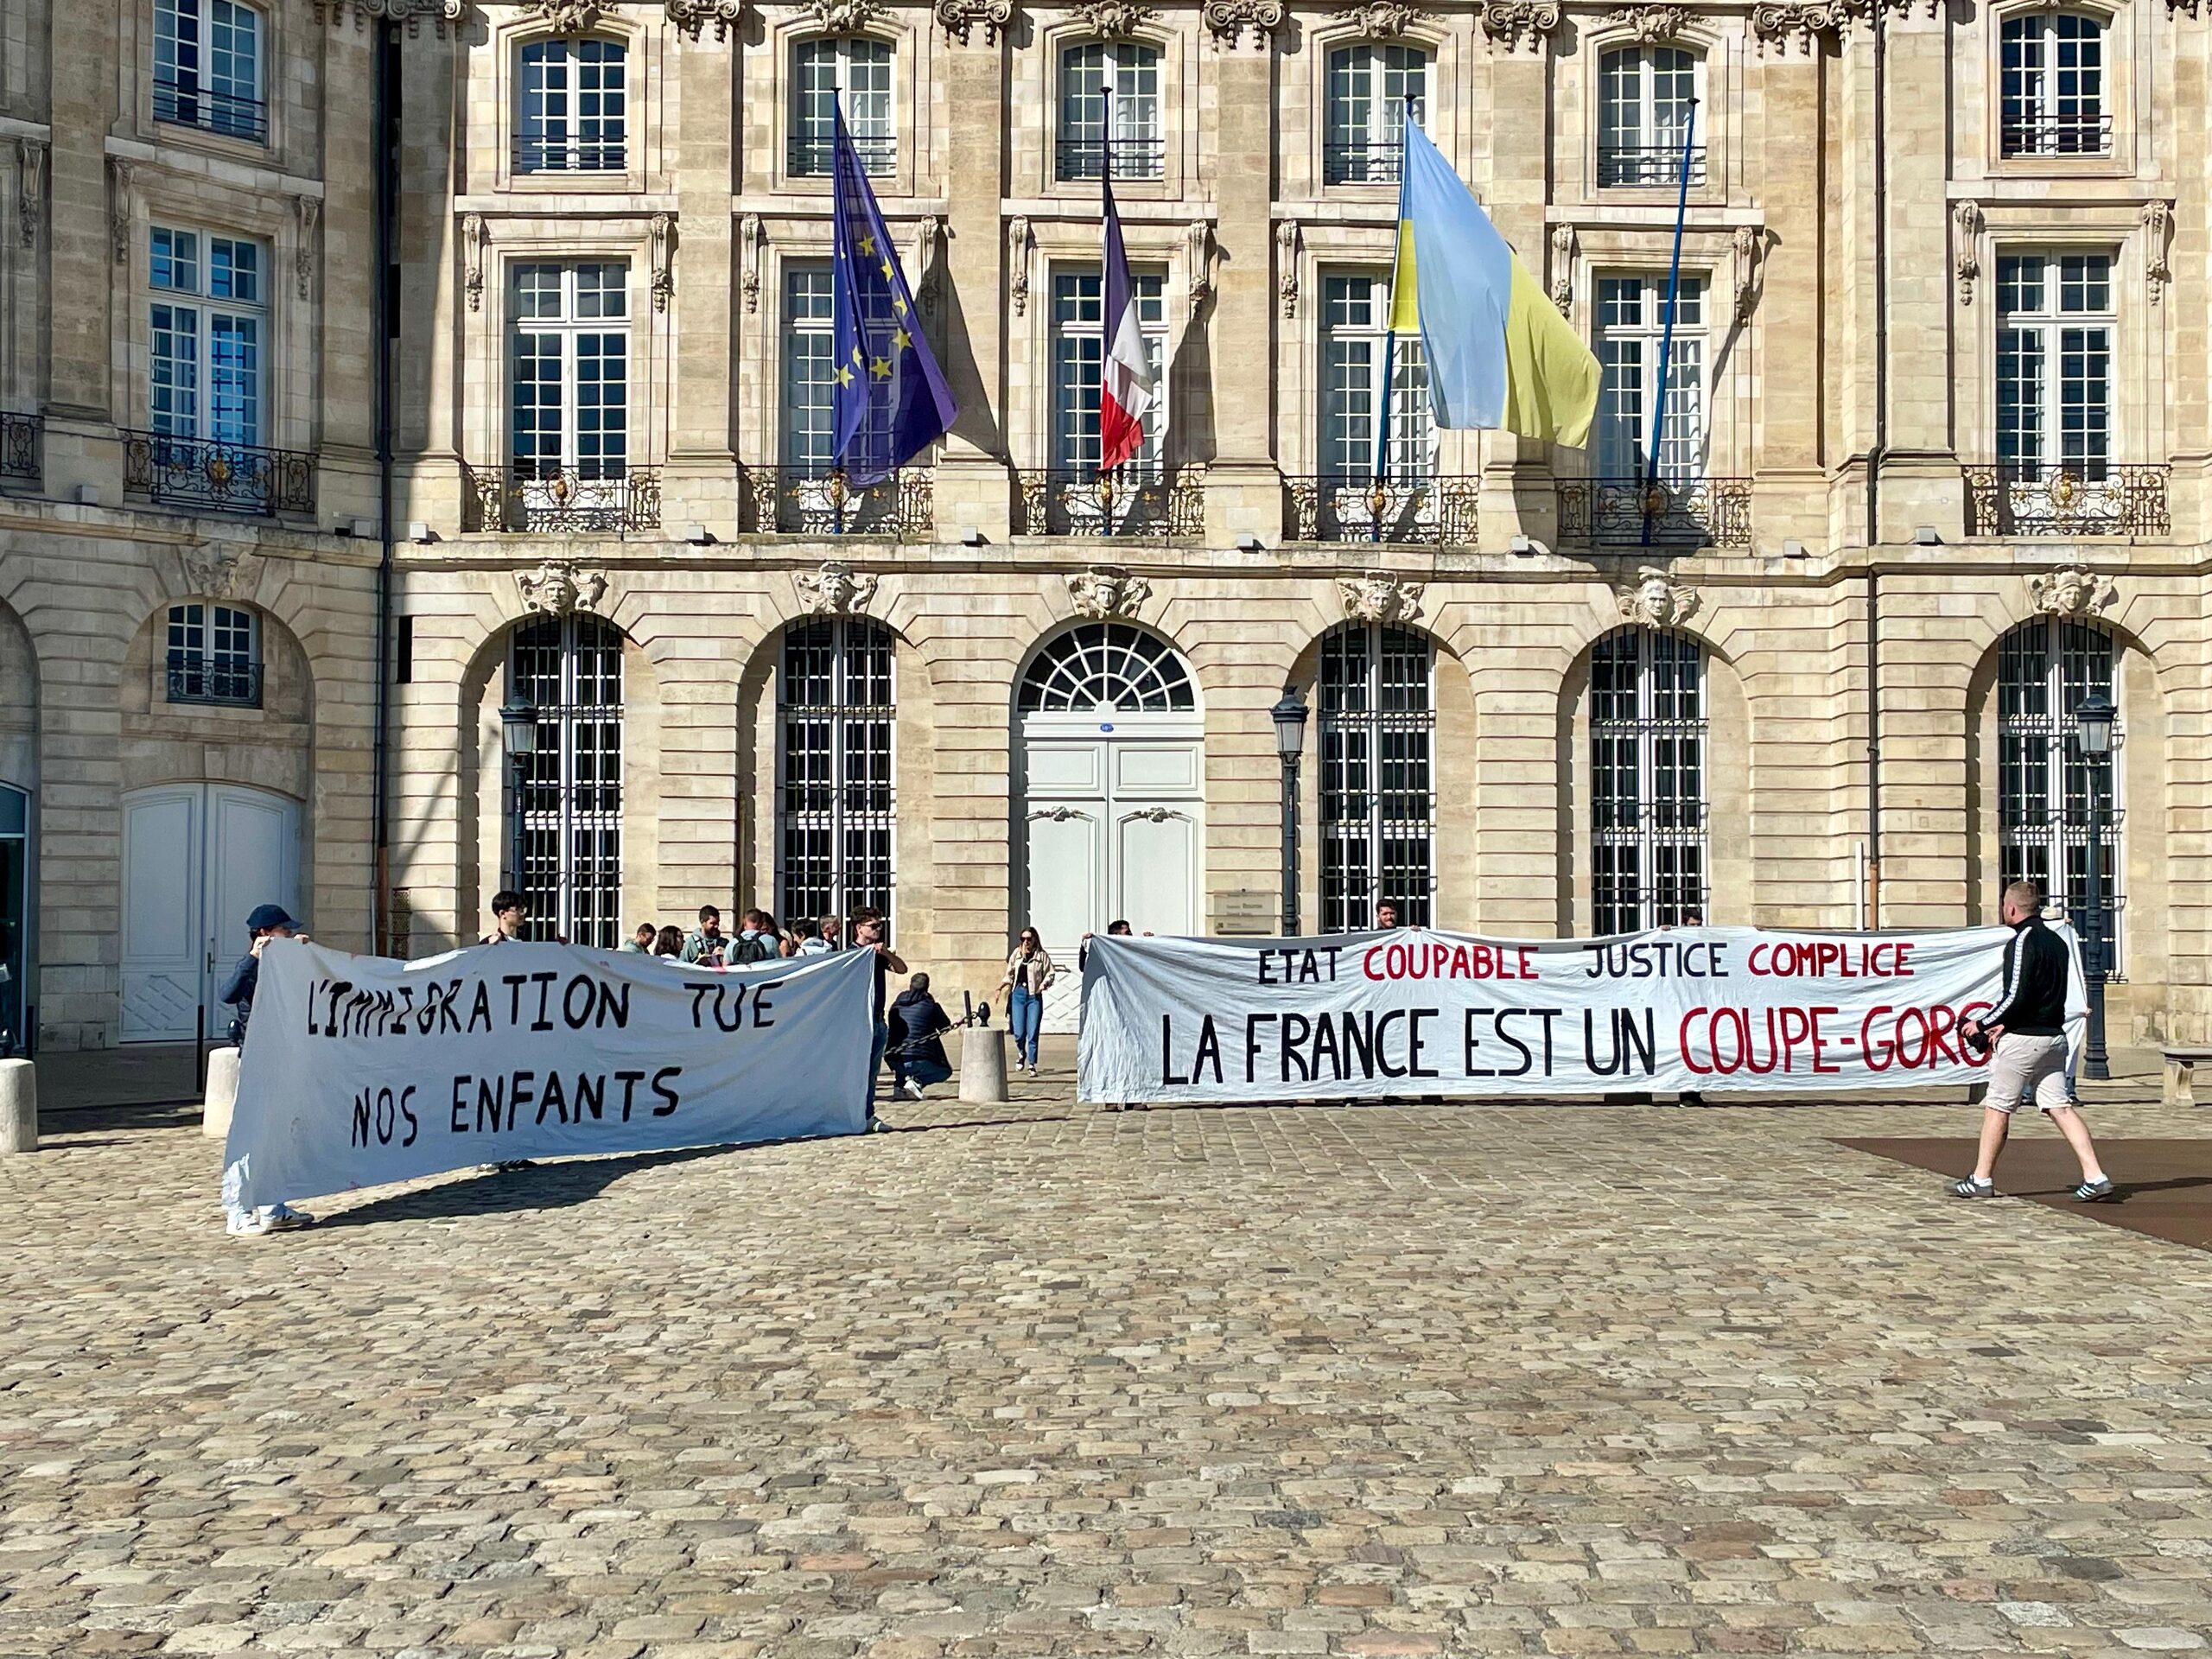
[1589,627,1707,933]
[1319,622,1434,931]
[1998,616,2123,963]
[508,613,624,946]
[779,618,895,926]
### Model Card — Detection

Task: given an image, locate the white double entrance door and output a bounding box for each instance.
[121,783,302,1042]
[1021,713,1202,1033]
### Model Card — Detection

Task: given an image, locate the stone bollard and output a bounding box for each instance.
[959,1025,1008,1106]
[202,1046,241,1141]
[0,1058,35,1154]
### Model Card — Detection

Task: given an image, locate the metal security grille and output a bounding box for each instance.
[1999,618,2123,966]
[510,613,623,947]
[1591,628,1707,933]
[779,619,895,928]
[1319,623,1434,931]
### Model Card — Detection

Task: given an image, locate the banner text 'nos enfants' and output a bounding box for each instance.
[223,940,874,1210]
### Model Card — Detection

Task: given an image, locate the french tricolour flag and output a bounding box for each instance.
[1098,174,1154,472]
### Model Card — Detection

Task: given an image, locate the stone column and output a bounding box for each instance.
[393,25,461,531]
[40,0,122,500]
[1745,25,1825,551]
[1200,14,1282,545]
[663,23,741,538]
[316,15,382,528]
[1475,16,1560,549]
[930,4,1013,542]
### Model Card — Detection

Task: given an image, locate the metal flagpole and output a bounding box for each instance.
[1371,98,1414,544]
[1640,97,1699,550]
[1101,81,1118,534]
[831,88,849,536]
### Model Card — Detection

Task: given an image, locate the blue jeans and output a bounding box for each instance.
[1009,986,1044,1067]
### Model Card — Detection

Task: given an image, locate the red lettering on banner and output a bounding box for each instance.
[1360,941,1541,982]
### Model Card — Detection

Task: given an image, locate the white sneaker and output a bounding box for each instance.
[227,1204,315,1236]
[899,1077,926,1101]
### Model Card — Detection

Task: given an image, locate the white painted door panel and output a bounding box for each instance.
[122,789,203,1041]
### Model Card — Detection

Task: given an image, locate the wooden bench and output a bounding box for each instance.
[2163,1048,2212,1106]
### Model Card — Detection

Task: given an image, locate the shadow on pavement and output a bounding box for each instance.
[314,1144,729,1230]
[1839,1136,2212,1252]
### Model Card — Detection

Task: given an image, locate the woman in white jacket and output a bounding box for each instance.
[997,926,1056,1075]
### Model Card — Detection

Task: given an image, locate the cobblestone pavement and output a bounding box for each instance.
[3,1056,2211,1658]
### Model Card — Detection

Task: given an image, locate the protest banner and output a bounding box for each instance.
[222,940,875,1210]
[1078,925,2087,1105]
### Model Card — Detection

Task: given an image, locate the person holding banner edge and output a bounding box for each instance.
[219,902,316,1237]
[1954,881,2113,1203]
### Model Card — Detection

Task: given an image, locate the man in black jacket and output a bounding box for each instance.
[1955,880,2113,1202]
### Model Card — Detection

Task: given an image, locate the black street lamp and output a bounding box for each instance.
[499,690,539,896]
[1272,685,1310,936]
[2073,690,2116,1082]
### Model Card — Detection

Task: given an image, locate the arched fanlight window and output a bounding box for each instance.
[1998,616,2123,959]
[779,618,895,927]
[1319,622,1434,931]
[1589,627,1707,933]
[1018,622,1196,715]
[509,613,624,947]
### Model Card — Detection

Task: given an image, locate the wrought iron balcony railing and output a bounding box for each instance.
[465,463,664,535]
[1019,467,1204,538]
[1286,475,1478,545]
[124,430,315,518]
[1598,143,1708,188]
[1323,141,1403,185]
[513,135,628,173]
[1964,463,2169,537]
[789,132,896,177]
[153,77,268,143]
[0,410,39,485]
[741,466,933,538]
[164,653,264,709]
[2000,111,2113,158]
[1555,475,1753,547]
[1057,137,1167,181]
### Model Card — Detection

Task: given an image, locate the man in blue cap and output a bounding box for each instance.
[219,903,315,1236]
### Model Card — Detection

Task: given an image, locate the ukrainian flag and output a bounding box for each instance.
[1388,115,1599,448]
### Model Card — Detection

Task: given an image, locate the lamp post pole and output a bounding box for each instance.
[499,691,539,899]
[1273,687,1310,936]
[2073,690,2116,1082]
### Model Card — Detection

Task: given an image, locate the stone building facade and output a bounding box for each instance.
[0,0,2206,1052]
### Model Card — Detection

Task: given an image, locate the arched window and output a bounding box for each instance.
[1599,46,1702,187]
[0,783,26,1055]
[1319,623,1434,931]
[1325,44,1426,184]
[2001,12,2108,157]
[509,613,623,947]
[779,619,895,927]
[165,601,261,707]
[1590,628,1706,933]
[1058,41,1162,181]
[517,37,627,173]
[1019,622,1195,714]
[1998,617,2122,957]
[792,38,894,175]
[155,0,265,143]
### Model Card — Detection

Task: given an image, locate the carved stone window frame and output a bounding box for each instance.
[1300,9,1452,204]
[1578,10,1730,208]
[1981,0,2135,182]
[136,0,289,168]
[1031,13,1189,203]
[769,8,924,201]
[488,3,652,197]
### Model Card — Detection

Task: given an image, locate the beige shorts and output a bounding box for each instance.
[1985,1032,2074,1115]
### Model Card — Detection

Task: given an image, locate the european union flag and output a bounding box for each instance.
[832,103,957,486]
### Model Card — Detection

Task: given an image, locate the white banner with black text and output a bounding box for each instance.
[1077,926,2088,1104]
[223,940,875,1210]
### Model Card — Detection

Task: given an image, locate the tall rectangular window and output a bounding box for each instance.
[1320,274,1432,485]
[779,620,896,928]
[1591,629,1707,935]
[150,226,264,448]
[1325,45,1426,184]
[1599,47,1702,186]
[509,261,630,483]
[782,265,836,474]
[1999,619,2124,967]
[792,39,893,175]
[1050,268,1166,476]
[2001,14,2109,157]
[516,38,627,172]
[165,601,261,706]
[1594,274,1705,482]
[155,0,266,143]
[1998,251,2112,479]
[1319,624,1435,932]
[1058,43,1163,181]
